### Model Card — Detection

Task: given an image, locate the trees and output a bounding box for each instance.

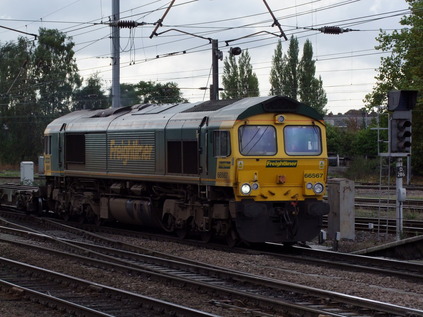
[73,73,109,110]
[283,36,300,99]
[221,54,239,99]
[0,38,38,164]
[269,37,327,116]
[221,50,259,99]
[364,0,423,174]
[0,28,81,164]
[238,50,259,98]
[136,81,187,104]
[269,40,284,96]
[120,83,140,107]
[298,40,327,116]
[269,37,299,98]
[33,28,81,117]
[108,81,187,107]
[312,76,328,116]
[326,121,378,159]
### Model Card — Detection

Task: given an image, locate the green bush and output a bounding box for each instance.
[344,157,380,182]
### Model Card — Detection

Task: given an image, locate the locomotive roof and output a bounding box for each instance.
[45,96,323,133]
[183,96,322,121]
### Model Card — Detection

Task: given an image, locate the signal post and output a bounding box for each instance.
[386,90,417,240]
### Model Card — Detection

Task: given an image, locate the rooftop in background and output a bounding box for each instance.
[324,110,377,128]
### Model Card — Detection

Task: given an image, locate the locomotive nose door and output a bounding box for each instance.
[58,123,66,169]
[198,116,209,185]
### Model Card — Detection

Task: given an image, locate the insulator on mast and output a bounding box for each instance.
[318,26,355,34]
[116,20,139,28]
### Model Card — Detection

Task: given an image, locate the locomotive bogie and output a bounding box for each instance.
[0,184,42,213]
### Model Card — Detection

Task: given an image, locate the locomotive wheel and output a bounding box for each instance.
[200,230,213,243]
[62,213,70,222]
[77,213,86,224]
[84,204,99,225]
[176,228,188,239]
[94,215,104,226]
[36,198,44,215]
[55,201,70,221]
[162,213,175,232]
[225,228,239,248]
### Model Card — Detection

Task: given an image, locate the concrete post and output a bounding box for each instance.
[20,161,34,185]
[327,178,355,240]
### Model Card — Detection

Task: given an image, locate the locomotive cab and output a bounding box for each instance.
[214,99,329,243]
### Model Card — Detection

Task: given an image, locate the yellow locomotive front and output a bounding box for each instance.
[216,110,329,243]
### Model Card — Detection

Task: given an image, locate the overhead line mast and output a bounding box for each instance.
[111,0,120,108]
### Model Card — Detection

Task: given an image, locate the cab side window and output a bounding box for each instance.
[44,136,51,155]
[213,131,230,157]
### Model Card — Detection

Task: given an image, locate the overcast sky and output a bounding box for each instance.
[0,0,410,114]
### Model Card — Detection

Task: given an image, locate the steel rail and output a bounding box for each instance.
[266,244,423,282]
[0,256,219,317]
[2,211,423,282]
[1,221,422,317]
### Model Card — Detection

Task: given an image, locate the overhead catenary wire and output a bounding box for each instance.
[0,0,412,113]
[3,44,395,102]
[1,2,409,58]
[1,28,399,101]
[71,7,410,66]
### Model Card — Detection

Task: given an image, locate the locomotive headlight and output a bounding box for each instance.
[275,115,285,124]
[251,182,259,190]
[313,182,325,194]
[241,183,252,195]
[306,182,313,190]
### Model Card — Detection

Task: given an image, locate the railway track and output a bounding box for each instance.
[0,256,218,317]
[355,197,423,212]
[355,217,423,234]
[1,213,423,316]
[260,244,423,283]
[321,216,423,235]
[2,209,422,282]
[356,184,423,191]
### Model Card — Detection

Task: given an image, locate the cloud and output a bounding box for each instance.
[0,0,410,113]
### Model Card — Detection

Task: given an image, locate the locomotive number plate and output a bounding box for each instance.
[304,172,324,179]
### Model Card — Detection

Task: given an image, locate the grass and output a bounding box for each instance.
[355,208,423,221]
[0,170,20,177]
[329,157,423,186]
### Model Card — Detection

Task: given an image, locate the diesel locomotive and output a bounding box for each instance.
[42,95,329,245]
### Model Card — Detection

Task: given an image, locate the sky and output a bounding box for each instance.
[0,0,411,114]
